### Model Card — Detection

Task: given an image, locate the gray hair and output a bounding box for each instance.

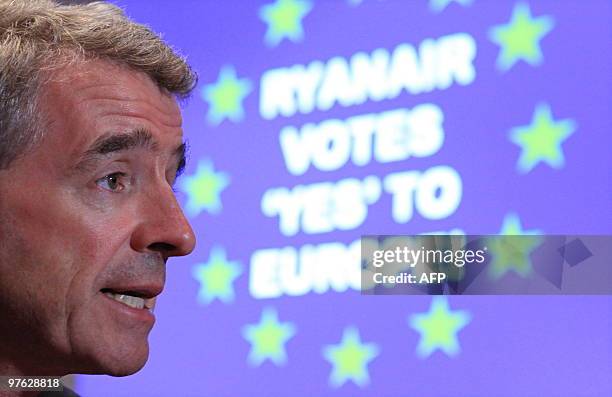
[0,0,197,169]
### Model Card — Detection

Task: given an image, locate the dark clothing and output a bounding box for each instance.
[38,385,80,397]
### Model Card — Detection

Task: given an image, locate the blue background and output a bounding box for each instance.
[77,0,612,396]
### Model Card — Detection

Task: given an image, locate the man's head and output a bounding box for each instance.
[0,0,197,377]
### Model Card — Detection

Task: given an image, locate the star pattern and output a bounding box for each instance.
[201,65,252,125]
[488,234,543,279]
[127,1,603,394]
[242,308,296,366]
[259,0,313,47]
[179,159,229,217]
[509,103,576,173]
[322,327,379,388]
[499,213,541,235]
[482,214,542,279]
[489,2,554,71]
[192,247,242,304]
[430,0,473,13]
[408,297,471,358]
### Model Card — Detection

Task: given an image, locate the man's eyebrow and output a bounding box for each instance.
[74,127,188,178]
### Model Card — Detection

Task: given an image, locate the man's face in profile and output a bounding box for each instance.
[0,60,196,376]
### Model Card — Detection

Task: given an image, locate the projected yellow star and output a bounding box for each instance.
[192,247,242,304]
[499,212,541,236]
[484,213,542,279]
[201,65,252,125]
[259,0,312,47]
[179,159,229,217]
[242,308,296,366]
[488,234,543,279]
[489,2,554,71]
[430,0,473,13]
[322,327,379,388]
[408,297,471,358]
[509,103,576,174]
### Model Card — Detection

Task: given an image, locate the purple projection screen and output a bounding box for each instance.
[77,0,612,396]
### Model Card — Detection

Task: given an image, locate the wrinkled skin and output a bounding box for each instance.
[0,60,196,378]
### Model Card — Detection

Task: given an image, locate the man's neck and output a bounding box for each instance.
[0,388,45,397]
[0,358,66,397]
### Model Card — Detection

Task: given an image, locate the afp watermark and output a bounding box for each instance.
[361,235,612,295]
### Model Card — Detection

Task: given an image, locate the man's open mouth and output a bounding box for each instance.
[101,289,157,312]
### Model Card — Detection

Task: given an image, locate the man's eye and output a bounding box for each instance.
[96,172,127,192]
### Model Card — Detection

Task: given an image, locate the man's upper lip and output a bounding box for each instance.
[101,284,163,299]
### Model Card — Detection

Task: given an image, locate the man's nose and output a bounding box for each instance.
[130,182,196,258]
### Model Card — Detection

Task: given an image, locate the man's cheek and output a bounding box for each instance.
[65,288,153,376]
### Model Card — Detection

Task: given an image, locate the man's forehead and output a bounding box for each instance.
[44,59,182,121]
[44,60,181,129]
[32,59,186,172]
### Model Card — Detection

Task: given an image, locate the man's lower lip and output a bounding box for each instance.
[101,292,155,324]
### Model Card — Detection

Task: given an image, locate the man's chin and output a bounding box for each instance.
[68,303,154,375]
[70,337,151,376]
[77,351,149,377]
[103,360,148,377]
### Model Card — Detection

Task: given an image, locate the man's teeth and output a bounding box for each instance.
[104,292,145,310]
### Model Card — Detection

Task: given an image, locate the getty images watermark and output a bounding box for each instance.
[361,235,612,295]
